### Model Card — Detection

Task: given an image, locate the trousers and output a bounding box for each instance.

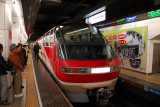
[0,75,8,101]
[35,53,39,61]
[14,70,22,94]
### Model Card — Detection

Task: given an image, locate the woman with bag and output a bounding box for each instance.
[0,43,11,105]
[9,43,24,98]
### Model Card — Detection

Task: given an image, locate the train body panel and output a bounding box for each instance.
[34,21,121,103]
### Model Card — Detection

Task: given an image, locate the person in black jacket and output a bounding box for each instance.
[33,42,41,61]
[0,43,11,105]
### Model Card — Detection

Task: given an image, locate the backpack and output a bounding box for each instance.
[6,59,13,71]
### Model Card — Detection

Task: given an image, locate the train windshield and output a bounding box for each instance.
[58,45,117,60]
[56,22,117,60]
[56,22,106,43]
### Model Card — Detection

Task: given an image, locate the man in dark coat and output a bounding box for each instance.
[0,43,11,105]
[33,42,41,61]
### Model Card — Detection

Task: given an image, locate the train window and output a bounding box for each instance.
[49,29,54,46]
[78,33,89,42]
[43,34,50,46]
[90,32,104,43]
[46,32,50,46]
[58,44,117,60]
[60,22,105,43]
[70,35,77,42]
[55,27,62,42]
[43,36,45,46]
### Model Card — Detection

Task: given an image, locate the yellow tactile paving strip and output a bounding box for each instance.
[120,68,160,84]
[26,53,39,107]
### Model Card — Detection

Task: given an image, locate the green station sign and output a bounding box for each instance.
[148,10,160,18]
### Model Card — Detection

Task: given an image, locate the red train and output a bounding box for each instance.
[34,21,120,104]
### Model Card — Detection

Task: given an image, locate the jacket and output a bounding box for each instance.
[33,45,41,54]
[9,51,24,71]
[17,52,25,63]
[0,53,7,75]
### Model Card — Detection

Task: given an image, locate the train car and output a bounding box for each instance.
[35,21,120,105]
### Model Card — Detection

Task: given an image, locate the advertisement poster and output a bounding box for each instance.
[102,26,148,72]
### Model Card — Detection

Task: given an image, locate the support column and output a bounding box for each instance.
[0,1,12,87]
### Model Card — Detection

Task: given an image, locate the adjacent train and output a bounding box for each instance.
[34,21,120,104]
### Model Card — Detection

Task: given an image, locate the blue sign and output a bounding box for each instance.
[144,86,160,96]
[126,16,136,23]
[104,23,110,27]
[98,24,105,28]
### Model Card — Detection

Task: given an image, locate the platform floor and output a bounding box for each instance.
[32,54,72,107]
[120,68,160,90]
[0,51,72,107]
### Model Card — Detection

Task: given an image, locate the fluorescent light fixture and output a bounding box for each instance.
[85,6,106,18]
[6,4,12,23]
[60,26,63,28]
[13,0,28,40]
[66,28,89,34]
[91,67,110,74]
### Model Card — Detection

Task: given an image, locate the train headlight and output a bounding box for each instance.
[91,67,110,74]
[62,67,88,74]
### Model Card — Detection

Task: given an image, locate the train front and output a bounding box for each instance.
[54,22,120,104]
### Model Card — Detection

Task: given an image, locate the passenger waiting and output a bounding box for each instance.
[9,43,24,97]
[33,42,41,61]
[0,43,11,105]
[17,44,25,68]
[23,45,28,65]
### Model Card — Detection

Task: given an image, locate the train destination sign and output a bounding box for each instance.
[85,11,106,24]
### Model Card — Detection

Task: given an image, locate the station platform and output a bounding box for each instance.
[120,68,160,90]
[118,68,160,105]
[1,52,72,107]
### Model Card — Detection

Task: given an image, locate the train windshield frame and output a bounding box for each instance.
[55,22,117,60]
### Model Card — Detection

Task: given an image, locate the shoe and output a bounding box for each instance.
[0,100,11,105]
[14,93,23,97]
[21,85,24,88]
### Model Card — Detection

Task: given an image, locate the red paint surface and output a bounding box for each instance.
[44,46,121,83]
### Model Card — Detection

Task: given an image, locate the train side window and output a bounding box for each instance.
[55,27,62,42]
[43,36,45,46]
[90,32,104,43]
[49,29,54,46]
[78,33,89,42]
[45,33,50,46]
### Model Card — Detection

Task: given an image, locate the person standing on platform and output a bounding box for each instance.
[0,43,11,105]
[24,45,28,65]
[33,42,41,61]
[9,44,24,98]
[17,45,25,68]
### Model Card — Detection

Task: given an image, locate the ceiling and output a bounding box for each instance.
[21,0,160,42]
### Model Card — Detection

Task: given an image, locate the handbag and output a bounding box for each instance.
[11,68,17,75]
